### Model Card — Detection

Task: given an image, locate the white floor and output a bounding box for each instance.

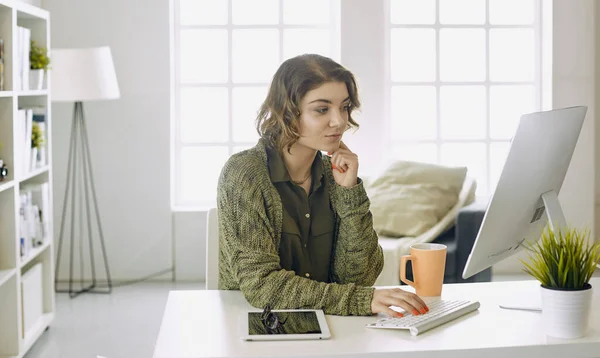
[23,274,533,358]
[24,281,203,358]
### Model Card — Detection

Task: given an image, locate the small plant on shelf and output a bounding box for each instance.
[30,40,50,70]
[29,40,50,90]
[31,122,44,169]
[31,123,44,149]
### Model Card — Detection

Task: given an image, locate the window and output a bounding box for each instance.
[386,0,547,197]
[172,0,340,209]
[172,0,549,209]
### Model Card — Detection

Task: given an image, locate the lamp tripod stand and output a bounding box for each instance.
[54,101,112,298]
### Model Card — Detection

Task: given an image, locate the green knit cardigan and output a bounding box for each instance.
[217,140,384,316]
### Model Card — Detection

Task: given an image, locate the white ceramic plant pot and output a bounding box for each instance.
[29,69,44,90]
[540,283,592,339]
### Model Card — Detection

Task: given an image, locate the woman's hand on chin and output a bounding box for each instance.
[328,141,358,188]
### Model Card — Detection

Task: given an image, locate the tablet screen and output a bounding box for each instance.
[248,311,322,335]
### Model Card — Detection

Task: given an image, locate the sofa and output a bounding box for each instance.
[365,159,493,287]
[401,199,492,284]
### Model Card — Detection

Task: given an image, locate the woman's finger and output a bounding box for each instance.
[393,289,428,312]
[333,152,356,168]
[382,296,419,316]
[336,157,349,173]
[331,153,346,173]
[395,294,425,313]
[372,294,405,317]
[411,294,429,312]
[381,306,403,318]
[404,295,427,314]
[331,157,343,173]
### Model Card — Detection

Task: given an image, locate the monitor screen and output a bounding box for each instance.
[248,311,322,335]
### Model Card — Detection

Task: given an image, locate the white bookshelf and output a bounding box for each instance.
[0,1,53,358]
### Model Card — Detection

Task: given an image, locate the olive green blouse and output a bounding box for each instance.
[266,146,335,283]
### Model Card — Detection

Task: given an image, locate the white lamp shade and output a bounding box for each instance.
[51,47,120,102]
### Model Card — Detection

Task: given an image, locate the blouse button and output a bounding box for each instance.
[305,213,310,218]
[305,273,310,278]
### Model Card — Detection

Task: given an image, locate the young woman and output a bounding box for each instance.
[217,54,428,317]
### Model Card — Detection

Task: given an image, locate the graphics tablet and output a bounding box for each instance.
[239,308,331,341]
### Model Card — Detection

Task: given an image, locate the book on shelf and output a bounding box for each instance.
[19,182,50,260]
[16,26,31,91]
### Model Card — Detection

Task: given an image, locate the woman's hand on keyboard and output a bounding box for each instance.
[371,288,429,317]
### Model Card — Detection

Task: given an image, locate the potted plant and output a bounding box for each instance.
[31,122,44,168]
[521,225,600,339]
[29,40,50,90]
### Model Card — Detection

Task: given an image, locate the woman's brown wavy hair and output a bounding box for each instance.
[256,54,361,153]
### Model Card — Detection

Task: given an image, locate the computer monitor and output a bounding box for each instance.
[462,106,590,281]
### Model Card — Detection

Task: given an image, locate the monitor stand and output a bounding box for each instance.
[542,191,600,273]
[539,190,567,235]
[498,190,584,312]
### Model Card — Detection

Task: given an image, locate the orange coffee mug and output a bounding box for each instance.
[400,243,447,297]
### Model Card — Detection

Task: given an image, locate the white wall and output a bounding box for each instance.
[44,0,173,281]
[494,0,597,274]
[338,0,385,176]
[553,0,596,238]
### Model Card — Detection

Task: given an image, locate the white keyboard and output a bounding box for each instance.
[366,299,480,336]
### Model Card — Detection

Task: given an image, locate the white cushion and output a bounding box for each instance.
[366,160,467,238]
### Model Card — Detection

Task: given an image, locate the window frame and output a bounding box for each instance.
[171,0,341,210]
[170,0,551,210]
[383,0,547,197]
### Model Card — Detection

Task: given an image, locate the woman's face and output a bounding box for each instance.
[296,81,351,153]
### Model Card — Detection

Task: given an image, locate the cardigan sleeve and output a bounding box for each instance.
[217,156,375,316]
[324,158,384,286]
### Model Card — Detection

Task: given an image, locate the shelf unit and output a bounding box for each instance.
[0,1,53,358]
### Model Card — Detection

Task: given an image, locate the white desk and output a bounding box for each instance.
[153,278,600,358]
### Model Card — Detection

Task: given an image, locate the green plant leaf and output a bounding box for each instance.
[521,225,595,290]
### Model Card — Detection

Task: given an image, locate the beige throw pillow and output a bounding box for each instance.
[366,160,467,238]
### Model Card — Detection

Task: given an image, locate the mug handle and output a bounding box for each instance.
[400,255,415,288]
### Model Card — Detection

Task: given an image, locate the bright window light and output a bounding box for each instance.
[388,0,544,197]
[172,0,340,209]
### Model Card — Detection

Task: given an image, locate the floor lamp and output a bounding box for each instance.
[51,47,120,298]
